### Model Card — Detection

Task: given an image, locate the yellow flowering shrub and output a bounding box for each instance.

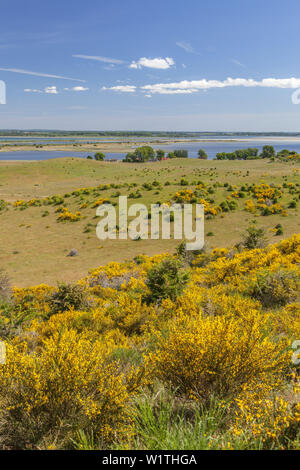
[13,284,55,316]
[145,313,289,402]
[0,329,142,449]
[57,208,81,222]
[232,385,300,448]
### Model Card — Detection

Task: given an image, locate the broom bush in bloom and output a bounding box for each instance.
[145,313,289,403]
[0,329,143,449]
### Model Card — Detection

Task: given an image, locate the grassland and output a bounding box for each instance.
[0,157,299,286]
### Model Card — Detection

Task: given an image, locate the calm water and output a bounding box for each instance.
[1,139,300,161]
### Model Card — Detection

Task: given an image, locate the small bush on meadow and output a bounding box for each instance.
[240,223,267,250]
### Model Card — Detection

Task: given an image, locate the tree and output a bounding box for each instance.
[173,149,188,158]
[216,148,259,160]
[156,149,165,160]
[94,152,106,161]
[277,149,295,157]
[123,146,155,163]
[260,145,275,159]
[167,151,176,159]
[197,149,208,159]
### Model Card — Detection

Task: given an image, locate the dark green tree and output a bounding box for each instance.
[123,146,155,162]
[197,149,208,159]
[156,149,165,160]
[173,149,188,158]
[260,145,276,159]
[94,152,106,161]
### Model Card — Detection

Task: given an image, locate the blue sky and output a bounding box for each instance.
[1,0,300,131]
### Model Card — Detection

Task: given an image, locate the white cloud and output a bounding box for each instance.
[101,85,136,93]
[73,54,124,64]
[0,67,85,82]
[129,57,175,70]
[44,86,58,94]
[64,86,89,91]
[176,41,194,53]
[141,77,300,95]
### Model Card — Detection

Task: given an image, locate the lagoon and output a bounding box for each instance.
[1,138,300,161]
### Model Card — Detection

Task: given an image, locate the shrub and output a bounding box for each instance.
[241,223,267,250]
[0,200,8,213]
[0,270,11,302]
[288,200,297,208]
[146,314,288,402]
[48,283,90,316]
[249,269,300,308]
[233,392,300,449]
[145,258,190,304]
[0,329,142,449]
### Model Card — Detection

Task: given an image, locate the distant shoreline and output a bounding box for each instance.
[2,136,300,154]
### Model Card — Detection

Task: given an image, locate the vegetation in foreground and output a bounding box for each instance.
[0,229,299,450]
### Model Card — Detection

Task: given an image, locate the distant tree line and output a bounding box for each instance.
[85,145,298,163]
[216,147,260,160]
[215,145,297,160]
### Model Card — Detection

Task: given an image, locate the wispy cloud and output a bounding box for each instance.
[141,77,300,95]
[176,41,195,53]
[73,54,124,64]
[129,57,175,70]
[25,86,59,94]
[0,67,85,82]
[101,85,136,93]
[24,88,42,93]
[230,59,246,68]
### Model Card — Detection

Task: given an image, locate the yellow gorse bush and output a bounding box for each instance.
[0,329,143,448]
[145,312,289,402]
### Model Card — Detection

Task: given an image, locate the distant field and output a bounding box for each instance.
[0,157,299,286]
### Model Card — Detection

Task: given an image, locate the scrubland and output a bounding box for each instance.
[0,156,299,450]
